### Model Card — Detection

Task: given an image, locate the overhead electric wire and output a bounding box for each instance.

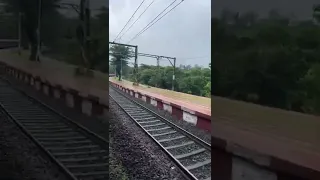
[117,0,156,41]
[128,0,184,43]
[113,0,146,42]
[127,0,179,43]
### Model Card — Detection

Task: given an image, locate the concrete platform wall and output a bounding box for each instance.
[109,81,211,132]
[211,136,320,180]
[0,62,109,119]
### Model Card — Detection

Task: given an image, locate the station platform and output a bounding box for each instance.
[211,96,320,179]
[0,49,109,118]
[109,78,211,131]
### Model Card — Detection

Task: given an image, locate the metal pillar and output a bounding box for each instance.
[120,56,123,80]
[137,53,176,91]
[172,58,176,91]
[109,42,138,84]
[157,56,160,69]
[85,0,90,67]
[80,0,89,67]
[36,0,42,61]
[18,12,22,55]
[135,45,138,85]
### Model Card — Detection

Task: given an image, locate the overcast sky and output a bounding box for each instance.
[212,0,318,20]
[109,0,211,67]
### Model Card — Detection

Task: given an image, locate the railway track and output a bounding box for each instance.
[0,79,108,180]
[109,85,211,180]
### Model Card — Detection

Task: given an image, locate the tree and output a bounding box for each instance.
[211,7,320,114]
[1,0,62,61]
[109,44,132,81]
[125,64,211,97]
[204,81,211,97]
[313,4,320,23]
[89,6,108,72]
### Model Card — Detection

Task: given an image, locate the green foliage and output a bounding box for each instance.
[1,0,62,60]
[213,7,320,114]
[89,7,108,71]
[127,64,211,97]
[313,4,320,23]
[109,44,132,81]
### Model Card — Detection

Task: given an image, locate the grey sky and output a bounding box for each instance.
[109,0,211,67]
[212,0,318,20]
[58,0,107,17]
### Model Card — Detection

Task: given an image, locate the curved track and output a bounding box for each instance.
[0,79,108,180]
[109,85,211,180]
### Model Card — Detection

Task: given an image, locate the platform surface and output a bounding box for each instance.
[0,49,109,106]
[120,79,210,107]
[212,96,320,152]
[212,121,320,176]
[109,78,211,116]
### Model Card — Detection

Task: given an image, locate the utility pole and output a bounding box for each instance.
[36,0,42,62]
[172,58,176,91]
[79,0,90,69]
[109,41,139,85]
[136,53,176,91]
[157,56,160,69]
[135,46,138,85]
[85,0,90,67]
[18,12,22,55]
[120,57,123,80]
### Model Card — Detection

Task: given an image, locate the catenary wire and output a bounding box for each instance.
[117,0,157,41]
[128,0,184,43]
[113,0,146,42]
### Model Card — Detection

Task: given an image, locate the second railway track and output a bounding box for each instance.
[109,85,211,180]
[0,79,108,180]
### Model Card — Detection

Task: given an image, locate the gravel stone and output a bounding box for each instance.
[109,98,187,180]
[109,139,129,180]
[155,132,184,140]
[144,124,170,130]
[139,120,162,126]
[0,107,70,180]
[190,164,211,179]
[179,152,211,166]
[1,76,125,179]
[161,137,191,147]
[3,74,206,180]
[168,143,203,156]
[110,85,211,144]
[149,128,178,135]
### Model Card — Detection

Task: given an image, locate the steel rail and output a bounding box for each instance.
[109,85,211,180]
[0,77,109,180]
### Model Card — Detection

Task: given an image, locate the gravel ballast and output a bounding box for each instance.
[1,76,129,179]
[0,107,70,180]
[2,75,188,179]
[110,85,211,144]
[109,98,187,180]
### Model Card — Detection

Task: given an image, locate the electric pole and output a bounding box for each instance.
[157,56,160,69]
[172,58,176,91]
[120,56,123,80]
[79,0,90,69]
[36,0,42,62]
[18,12,22,55]
[109,41,139,84]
